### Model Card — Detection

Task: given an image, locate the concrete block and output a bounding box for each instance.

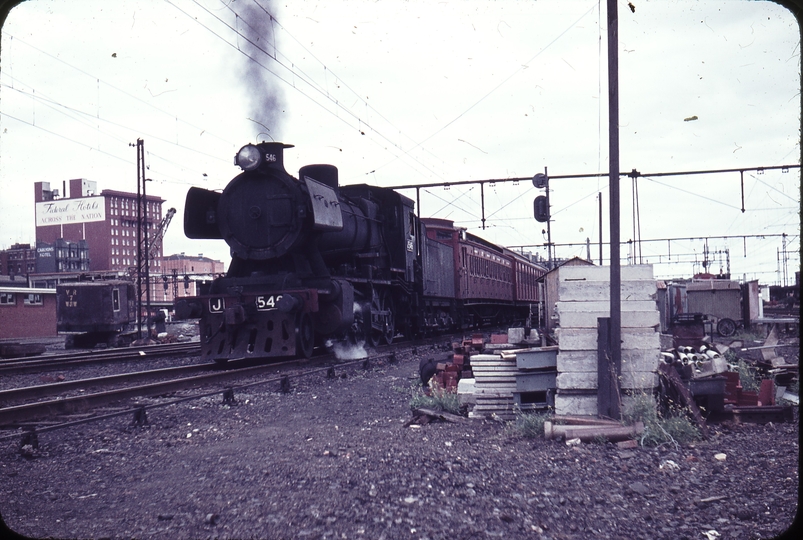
[507,327,525,344]
[620,350,660,373]
[557,371,597,389]
[558,279,658,302]
[556,300,658,313]
[557,350,596,372]
[556,327,660,351]
[557,370,658,390]
[556,349,659,373]
[555,393,598,416]
[556,309,660,329]
[560,264,654,282]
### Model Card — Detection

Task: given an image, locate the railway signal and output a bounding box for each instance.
[532,171,552,265]
[533,195,550,223]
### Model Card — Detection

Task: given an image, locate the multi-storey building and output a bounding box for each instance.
[0,243,37,276]
[34,179,165,274]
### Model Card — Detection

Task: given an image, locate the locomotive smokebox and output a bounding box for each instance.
[218,142,310,261]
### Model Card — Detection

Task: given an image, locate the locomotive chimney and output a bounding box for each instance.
[299,164,339,189]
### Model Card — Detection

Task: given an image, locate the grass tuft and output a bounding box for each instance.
[623,391,702,447]
[409,378,462,415]
[513,409,551,438]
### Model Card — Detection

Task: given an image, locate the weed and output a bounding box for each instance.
[733,330,765,343]
[513,408,551,438]
[724,350,763,393]
[623,391,702,447]
[735,359,761,392]
[409,379,462,415]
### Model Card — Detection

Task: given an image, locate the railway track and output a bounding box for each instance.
[0,357,303,427]
[0,341,201,375]
[0,343,418,433]
[0,330,464,448]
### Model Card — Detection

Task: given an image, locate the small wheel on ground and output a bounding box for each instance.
[717,318,737,337]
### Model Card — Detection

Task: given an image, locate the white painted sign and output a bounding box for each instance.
[35,197,106,226]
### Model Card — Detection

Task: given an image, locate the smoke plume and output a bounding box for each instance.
[236,1,285,139]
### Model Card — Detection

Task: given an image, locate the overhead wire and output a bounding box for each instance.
[2,34,237,151]
[0,81,223,184]
[172,0,451,183]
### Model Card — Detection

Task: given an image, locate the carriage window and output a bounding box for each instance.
[113,289,121,311]
[0,293,15,305]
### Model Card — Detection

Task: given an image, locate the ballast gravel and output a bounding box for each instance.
[0,352,798,540]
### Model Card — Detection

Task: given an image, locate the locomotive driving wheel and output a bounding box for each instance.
[380,292,395,345]
[369,289,395,347]
[296,312,315,359]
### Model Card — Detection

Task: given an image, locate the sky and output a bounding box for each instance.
[0,0,800,284]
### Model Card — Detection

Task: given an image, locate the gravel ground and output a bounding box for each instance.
[0,350,798,540]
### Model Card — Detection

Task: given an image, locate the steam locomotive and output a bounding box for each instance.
[175,142,546,363]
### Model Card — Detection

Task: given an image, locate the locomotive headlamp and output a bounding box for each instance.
[235,144,262,171]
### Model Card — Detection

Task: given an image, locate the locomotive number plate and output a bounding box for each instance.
[256,295,282,311]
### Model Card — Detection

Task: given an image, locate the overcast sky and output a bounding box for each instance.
[0,0,799,283]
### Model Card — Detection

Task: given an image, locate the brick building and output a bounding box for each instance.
[0,243,37,276]
[157,253,225,302]
[34,179,165,275]
[0,286,58,339]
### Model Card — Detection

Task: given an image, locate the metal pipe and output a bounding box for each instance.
[550,415,622,426]
[562,422,644,442]
[544,421,644,441]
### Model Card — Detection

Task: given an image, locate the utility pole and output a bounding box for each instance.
[604,0,622,419]
[131,138,151,340]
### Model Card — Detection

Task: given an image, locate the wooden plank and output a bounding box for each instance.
[658,363,709,438]
[597,317,619,419]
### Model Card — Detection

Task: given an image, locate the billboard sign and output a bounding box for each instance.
[36,197,106,226]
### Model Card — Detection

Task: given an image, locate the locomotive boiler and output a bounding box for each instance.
[175,142,417,363]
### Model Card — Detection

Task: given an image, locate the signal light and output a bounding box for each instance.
[532,173,548,189]
[534,196,550,223]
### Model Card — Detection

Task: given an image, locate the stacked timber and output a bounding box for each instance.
[554,264,661,416]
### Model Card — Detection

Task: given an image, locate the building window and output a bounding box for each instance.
[24,293,43,306]
[0,293,15,305]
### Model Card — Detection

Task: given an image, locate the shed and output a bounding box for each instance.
[0,286,58,339]
[686,279,742,324]
[541,257,595,335]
